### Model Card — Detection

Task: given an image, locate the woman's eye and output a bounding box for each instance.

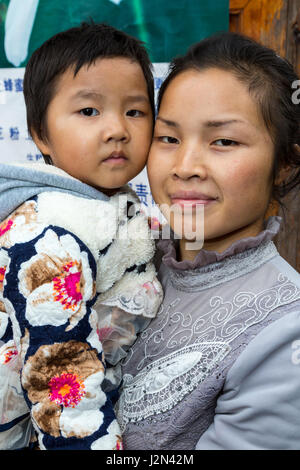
[126,109,144,117]
[158,136,179,144]
[213,139,238,147]
[79,108,99,117]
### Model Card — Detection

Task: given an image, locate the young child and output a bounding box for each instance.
[117,32,300,450]
[0,22,162,450]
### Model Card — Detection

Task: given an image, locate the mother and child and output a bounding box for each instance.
[0,22,299,450]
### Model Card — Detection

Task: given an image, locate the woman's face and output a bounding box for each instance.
[147,67,275,260]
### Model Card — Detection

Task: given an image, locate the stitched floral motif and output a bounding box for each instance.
[0,340,18,365]
[0,219,13,237]
[53,263,83,311]
[0,201,42,249]
[17,229,94,330]
[0,267,6,290]
[4,348,18,364]
[22,340,106,439]
[114,436,124,450]
[48,372,86,407]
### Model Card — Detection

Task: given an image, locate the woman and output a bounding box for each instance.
[116,32,300,450]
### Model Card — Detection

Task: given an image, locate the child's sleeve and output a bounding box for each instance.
[0,246,33,450]
[95,305,151,366]
[94,201,164,369]
[95,263,163,368]
[2,224,122,450]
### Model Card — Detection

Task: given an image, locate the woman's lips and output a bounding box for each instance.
[171,199,214,207]
[170,191,217,208]
[170,199,216,210]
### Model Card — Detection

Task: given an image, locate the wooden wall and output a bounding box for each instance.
[229,0,300,272]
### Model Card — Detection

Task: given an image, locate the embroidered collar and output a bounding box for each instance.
[157,216,281,291]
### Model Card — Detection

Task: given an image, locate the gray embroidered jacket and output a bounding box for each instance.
[117,217,300,450]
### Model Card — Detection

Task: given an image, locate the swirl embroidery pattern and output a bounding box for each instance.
[118,274,300,429]
[117,341,230,431]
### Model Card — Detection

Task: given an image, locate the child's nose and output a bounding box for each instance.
[102,115,129,143]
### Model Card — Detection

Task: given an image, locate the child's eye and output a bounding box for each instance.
[213,139,239,147]
[157,136,179,144]
[126,109,144,117]
[79,108,99,117]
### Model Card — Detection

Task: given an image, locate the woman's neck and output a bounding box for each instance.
[179,220,265,262]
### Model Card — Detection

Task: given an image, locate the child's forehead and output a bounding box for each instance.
[57,57,145,85]
[51,57,148,100]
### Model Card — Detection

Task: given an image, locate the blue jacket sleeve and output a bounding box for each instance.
[196,309,300,450]
[2,225,122,450]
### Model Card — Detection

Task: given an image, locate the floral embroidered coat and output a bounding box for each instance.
[0,163,162,450]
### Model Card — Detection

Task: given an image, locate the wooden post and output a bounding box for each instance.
[229,0,300,271]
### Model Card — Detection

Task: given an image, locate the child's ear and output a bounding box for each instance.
[30,129,51,156]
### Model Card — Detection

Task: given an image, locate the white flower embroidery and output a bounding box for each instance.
[17,229,94,330]
[91,419,123,450]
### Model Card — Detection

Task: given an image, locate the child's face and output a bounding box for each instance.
[147,67,275,258]
[35,57,153,191]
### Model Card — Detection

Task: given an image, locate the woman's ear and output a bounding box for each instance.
[294,143,300,155]
[274,162,292,186]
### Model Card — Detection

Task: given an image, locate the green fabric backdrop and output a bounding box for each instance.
[0,0,229,67]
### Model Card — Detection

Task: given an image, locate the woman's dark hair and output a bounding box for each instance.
[158,32,300,205]
[23,22,154,164]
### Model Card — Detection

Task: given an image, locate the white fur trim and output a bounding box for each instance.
[97,213,155,292]
[37,192,118,259]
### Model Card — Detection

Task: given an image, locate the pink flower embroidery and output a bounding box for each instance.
[114,436,124,450]
[53,264,83,311]
[0,266,6,285]
[0,219,13,237]
[23,341,105,438]
[48,371,86,408]
[4,348,18,364]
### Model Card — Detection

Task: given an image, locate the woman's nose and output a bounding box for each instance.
[173,145,208,180]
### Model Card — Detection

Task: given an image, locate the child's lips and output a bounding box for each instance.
[102,151,128,165]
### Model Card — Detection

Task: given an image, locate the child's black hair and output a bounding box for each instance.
[157,32,300,206]
[23,22,154,164]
